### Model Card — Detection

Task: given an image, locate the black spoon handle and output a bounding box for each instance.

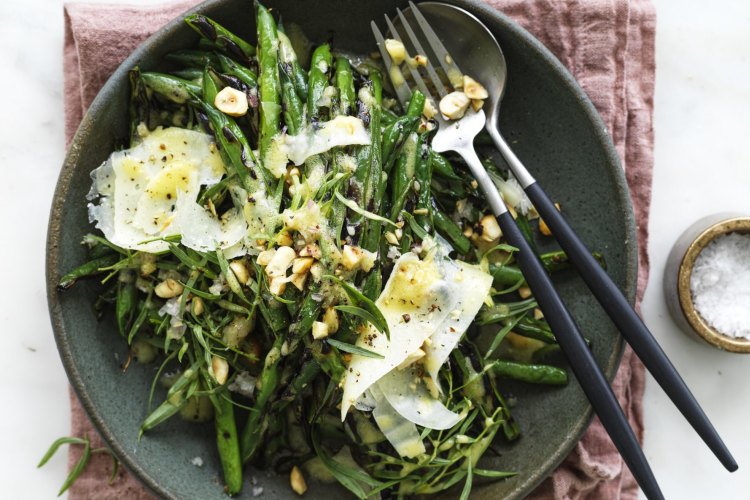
[496,210,664,500]
[524,181,737,472]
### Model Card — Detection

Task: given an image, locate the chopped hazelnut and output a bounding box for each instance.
[214,87,249,117]
[439,91,471,120]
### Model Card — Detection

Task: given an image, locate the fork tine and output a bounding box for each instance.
[394,8,447,99]
[382,15,437,105]
[408,1,465,89]
[371,20,412,107]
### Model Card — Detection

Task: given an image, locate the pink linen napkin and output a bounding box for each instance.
[63,1,655,498]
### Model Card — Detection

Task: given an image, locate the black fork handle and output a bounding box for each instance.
[496,210,664,500]
[524,182,737,473]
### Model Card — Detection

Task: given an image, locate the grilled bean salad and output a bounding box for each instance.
[57,3,577,497]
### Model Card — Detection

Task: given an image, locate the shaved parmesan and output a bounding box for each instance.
[265,116,371,176]
[339,247,492,458]
[87,127,251,254]
[370,386,425,458]
[174,195,247,253]
[377,365,462,430]
[354,391,377,412]
[243,189,281,239]
[340,253,453,419]
[340,251,493,425]
[423,261,493,390]
[493,176,533,215]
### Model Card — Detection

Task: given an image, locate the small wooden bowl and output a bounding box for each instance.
[664,213,750,353]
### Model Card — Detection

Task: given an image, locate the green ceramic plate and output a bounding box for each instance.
[47,0,636,498]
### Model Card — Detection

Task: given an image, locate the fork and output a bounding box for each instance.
[372,7,665,500]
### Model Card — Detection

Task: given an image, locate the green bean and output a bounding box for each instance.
[164,49,220,68]
[433,207,471,254]
[274,357,321,410]
[390,132,420,220]
[359,84,387,256]
[127,301,150,344]
[197,38,219,51]
[277,29,308,102]
[310,340,346,382]
[405,90,426,118]
[351,71,382,235]
[139,393,186,436]
[334,56,356,116]
[359,170,386,301]
[414,142,433,230]
[256,3,282,162]
[325,58,357,240]
[509,317,557,344]
[185,14,256,65]
[361,268,383,302]
[172,68,203,81]
[532,344,562,362]
[82,234,127,256]
[455,342,520,441]
[140,72,200,104]
[307,44,332,122]
[196,98,259,193]
[381,106,398,126]
[140,364,199,435]
[490,359,568,385]
[489,250,604,288]
[258,297,290,335]
[279,65,304,135]
[451,348,490,406]
[58,254,120,290]
[509,316,597,348]
[130,69,185,133]
[128,69,157,134]
[326,190,346,248]
[489,262,524,287]
[514,212,538,255]
[215,394,243,495]
[201,66,221,104]
[241,336,284,463]
[357,72,386,298]
[288,282,322,340]
[542,250,606,272]
[217,54,258,88]
[381,116,419,172]
[430,176,468,203]
[430,152,461,179]
[116,276,137,339]
[281,284,302,317]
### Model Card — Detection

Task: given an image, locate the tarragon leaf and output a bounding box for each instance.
[325,274,389,339]
[326,337,384,359]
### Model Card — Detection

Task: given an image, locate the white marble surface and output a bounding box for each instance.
[1,0,748,498]
[640,0,750,498]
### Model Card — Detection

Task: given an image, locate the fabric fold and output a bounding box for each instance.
[63,1,655,498]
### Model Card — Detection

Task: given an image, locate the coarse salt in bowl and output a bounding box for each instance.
[690,233,750,339]
[664,213,750,353]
